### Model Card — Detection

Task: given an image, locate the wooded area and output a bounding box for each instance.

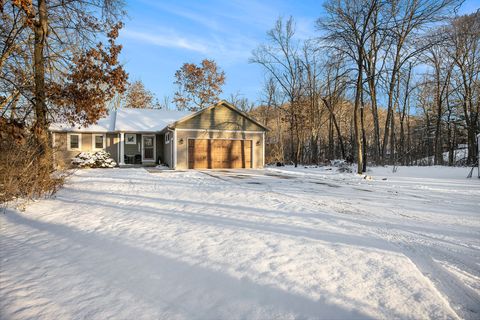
[250,1,479,173]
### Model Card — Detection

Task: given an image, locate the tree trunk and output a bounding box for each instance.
[328,115,334,160]
[433,66,444,165]
[289,110,296,166]
[367,77,380,164]
[354,61,363,174]
[447,120,454,166]
[361,105,367,172]
[360,82,367,172]
[33,0,50,155]
[389,111,395,164]
[382,47,402,163]
[323,98,346,159]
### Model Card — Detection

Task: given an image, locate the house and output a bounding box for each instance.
[50,100,268,169]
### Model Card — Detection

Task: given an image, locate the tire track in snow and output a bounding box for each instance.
[203,169,478,319]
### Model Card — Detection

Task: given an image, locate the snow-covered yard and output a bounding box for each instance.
[1,166,479,319]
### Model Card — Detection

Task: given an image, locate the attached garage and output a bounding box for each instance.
[171,101,269,170]
[188,139,252,169]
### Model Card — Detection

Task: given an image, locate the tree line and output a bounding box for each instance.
[250,0,479,172]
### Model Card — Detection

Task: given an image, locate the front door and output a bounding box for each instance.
[142,135,155,162]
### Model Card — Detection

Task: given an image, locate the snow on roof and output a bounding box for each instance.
[49,108,192,133]
[49,112,115,132]
[114,108,191,132]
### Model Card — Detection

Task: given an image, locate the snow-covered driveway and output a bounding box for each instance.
[1,167,479,319]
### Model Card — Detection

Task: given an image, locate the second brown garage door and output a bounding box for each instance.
[188,139,252,169]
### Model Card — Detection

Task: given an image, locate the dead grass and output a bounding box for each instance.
[0,130,67,206]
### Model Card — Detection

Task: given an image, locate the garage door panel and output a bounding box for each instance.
[188,139,252,169]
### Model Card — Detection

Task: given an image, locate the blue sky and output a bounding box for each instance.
[119,0,479,106]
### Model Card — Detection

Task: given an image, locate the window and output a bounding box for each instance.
[67,133,82,151]
[125,133,136,144]
[165,132,171,144]
[95,136,103,148]
[93,134,106,150]
[71,135,79,149]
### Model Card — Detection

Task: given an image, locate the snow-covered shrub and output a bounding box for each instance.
[330,159,345,167]
[71,151,117,168]
[330,159,352,173]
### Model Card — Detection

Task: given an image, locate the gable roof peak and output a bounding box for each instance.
[169,99,269,131]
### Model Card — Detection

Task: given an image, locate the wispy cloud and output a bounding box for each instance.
[121,27,257,65]
[138,0,221,31]
[121,29,210,54]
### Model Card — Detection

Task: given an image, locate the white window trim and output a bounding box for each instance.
[165,132,170,144]
[125,133,137,144]
[67,133,82,151]
[92,133,106,151]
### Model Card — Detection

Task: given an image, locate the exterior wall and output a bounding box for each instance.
[175,104,265,132]
[106,133,119,163]
[54,132,77,167]
[53,132,108,167]
[124,133,142,156]
[156,133,164,164]
[175,130,264,170]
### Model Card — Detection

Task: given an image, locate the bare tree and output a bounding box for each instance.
[423,31,454,165]
[228,92,255,112]
[319,0,380,173]
[251,17,305,167]
[449,12,480,165]
[321,53,349,160]
[380,0,461,164]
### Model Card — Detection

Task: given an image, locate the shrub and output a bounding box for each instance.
[0,120,65,205]
[71,150,117,168]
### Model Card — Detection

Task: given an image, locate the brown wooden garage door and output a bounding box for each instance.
[188,139,252,169]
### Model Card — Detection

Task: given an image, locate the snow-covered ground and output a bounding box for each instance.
[418,147,471,165]
[1,166,479,319]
